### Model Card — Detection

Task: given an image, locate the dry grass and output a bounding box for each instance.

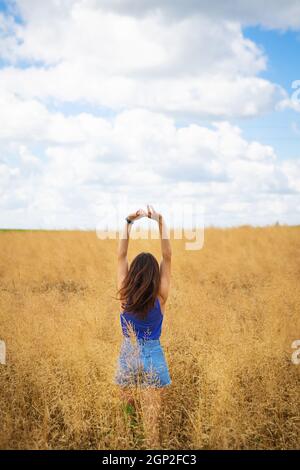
[0,226,299,449]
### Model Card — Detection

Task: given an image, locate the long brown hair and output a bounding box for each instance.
[118,252,160,319]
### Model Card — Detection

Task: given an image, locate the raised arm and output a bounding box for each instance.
[117,209,146,291]
[147,205,172,309]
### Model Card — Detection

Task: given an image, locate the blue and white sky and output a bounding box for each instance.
[0,0,300,229]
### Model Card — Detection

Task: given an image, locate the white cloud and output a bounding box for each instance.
[96,0,300,29]
[0,96,299,228]
[0,0,299,228]
[0,2,284,118]
[0,88,113,143]
[0,65,283,118]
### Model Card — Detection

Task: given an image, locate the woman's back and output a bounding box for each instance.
[120,297,163,341]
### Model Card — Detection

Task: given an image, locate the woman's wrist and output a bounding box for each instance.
[126,209,146,223]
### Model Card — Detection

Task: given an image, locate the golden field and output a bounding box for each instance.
[0,226,299,450]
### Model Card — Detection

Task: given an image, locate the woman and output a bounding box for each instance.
[114,205,172,448]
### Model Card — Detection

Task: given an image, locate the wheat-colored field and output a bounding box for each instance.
[0,226,299,450]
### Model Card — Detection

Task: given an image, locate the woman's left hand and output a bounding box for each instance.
[127,208,147,222]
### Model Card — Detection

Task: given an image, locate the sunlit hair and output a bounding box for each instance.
[117,252,160,319]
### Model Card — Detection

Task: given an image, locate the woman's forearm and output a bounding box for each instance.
[158,215,172,260]
[118,221,132,259]
[117,209,146,259]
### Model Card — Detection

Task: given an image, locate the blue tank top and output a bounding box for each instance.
[120,298,163,341]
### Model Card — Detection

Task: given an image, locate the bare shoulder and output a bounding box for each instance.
[120,302,126,314]
[157,294,167,315]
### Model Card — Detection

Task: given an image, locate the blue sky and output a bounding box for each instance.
[240,27,300,160]
[0,1,300,229]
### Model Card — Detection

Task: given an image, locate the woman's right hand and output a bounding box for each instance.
[147,205,161,223]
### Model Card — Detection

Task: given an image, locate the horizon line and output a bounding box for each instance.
[1,222,299,232]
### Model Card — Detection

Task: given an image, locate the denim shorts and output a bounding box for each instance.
[114,337,171,388]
